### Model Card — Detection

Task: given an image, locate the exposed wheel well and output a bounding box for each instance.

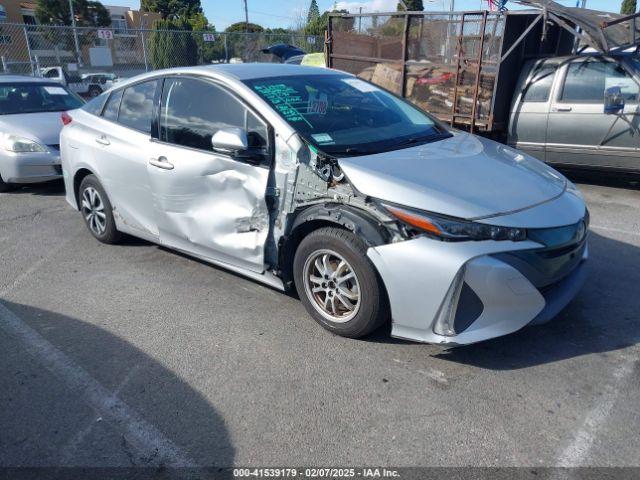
[279,204,390,291]
[73,168,94,209]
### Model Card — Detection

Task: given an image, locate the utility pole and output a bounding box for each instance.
[358,7,362,32]
[68,0,82,67]
[243,0,249,32]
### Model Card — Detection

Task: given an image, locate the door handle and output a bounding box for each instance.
[552,106,572,112]
[95,135,110,145]
[149,156,174,170]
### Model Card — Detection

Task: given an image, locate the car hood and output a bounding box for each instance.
[337,132,567,221]
[0,112,63,146]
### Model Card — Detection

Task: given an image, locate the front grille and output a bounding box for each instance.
[493,217,588,289]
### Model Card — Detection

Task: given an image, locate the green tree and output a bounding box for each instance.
[141,0,202,20]
[620,0,637,14]
[307,0,320,24]
[149,17,198,68]
[305,8,350,35]
[224,22,264,61]
[225,21,264,33]
[35,0,111,26]
[266,27,291,34]
[397,0,424,10]
[187,12,210,30]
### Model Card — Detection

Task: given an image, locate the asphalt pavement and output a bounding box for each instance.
[1,175,639,469]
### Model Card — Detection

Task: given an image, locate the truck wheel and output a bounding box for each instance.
[88,86,102,98]
[79,175,121,244]
[293,227,388,338]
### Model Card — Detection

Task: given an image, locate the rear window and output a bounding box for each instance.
[521,65,556,103]
[117,80,158,134]
[102,89,123,122]
[0,83,84,115]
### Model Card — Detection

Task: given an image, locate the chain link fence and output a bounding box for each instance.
[328,12,506,131]
[0,22,324,83]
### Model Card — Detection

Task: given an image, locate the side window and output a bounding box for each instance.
[102,89,123,122]
[82,92,108,116]
[44,69,59,78]
[560,60,639,103]
[521,65,556,103]
[117,80,158,134]
[160,77,268,152]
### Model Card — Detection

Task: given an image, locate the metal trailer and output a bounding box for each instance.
[325,5,640,135]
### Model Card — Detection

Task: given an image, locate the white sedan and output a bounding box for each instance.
[0,75,84,192]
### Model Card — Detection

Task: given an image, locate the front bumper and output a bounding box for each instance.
[0,150,62,184]
[367,236,588,346]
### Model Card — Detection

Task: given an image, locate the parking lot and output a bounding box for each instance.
[1,175,639,469]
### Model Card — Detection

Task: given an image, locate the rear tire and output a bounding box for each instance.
[293,227,388,338]
[78,175,121,244]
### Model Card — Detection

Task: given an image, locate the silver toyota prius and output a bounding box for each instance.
[0,75,84,192]
[60,64,589,345]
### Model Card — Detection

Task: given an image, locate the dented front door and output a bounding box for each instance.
[147,76,271,273]
[147,144,270,273]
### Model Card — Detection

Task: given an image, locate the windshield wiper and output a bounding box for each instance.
[344,147,368,155]
[395,132,452,147]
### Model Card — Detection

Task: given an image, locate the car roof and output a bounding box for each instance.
[118,63,346,86]
[536,51,639,65]
[189,63,343,80]
[0,74,57,84]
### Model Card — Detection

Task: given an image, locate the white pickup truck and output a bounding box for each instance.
[39,67,105,98]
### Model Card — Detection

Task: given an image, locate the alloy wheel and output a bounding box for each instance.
[303,249,361,323]
[81,186,107,236]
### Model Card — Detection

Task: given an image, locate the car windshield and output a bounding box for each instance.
[0,82,84,115]
[243,74,451,156]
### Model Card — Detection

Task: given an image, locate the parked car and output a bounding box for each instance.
[509,54,639,173]
[40,66,104,98]
[81,72,120,91]
[60,64,588,345]
[261,44,306,62]
[0,75,84,192]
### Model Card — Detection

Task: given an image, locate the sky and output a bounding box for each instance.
[105,0,629,30]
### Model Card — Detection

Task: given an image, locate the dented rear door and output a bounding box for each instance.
[147,76,271,273]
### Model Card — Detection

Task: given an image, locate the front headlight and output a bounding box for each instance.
[380,202,527,242]
[2,134,47,153]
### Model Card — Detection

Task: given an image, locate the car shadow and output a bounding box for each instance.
[8,180,66,196]
[432,231,640,370]
[0,300,235,475]
[560,169,640,190]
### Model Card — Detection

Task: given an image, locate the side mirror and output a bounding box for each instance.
[604,86,625,114]
[211,127,249,155]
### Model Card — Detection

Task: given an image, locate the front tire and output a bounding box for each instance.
[78,175,121,244]
[0,174,12,192]
[293,227,388,338]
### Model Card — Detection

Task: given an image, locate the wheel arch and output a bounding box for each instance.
[73,168,95,209]
[278,203,391,290]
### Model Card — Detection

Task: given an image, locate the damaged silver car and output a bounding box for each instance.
[60,64,588,345]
